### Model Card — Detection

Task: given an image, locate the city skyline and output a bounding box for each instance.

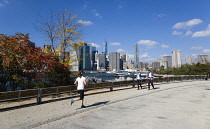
[1,0,210,63]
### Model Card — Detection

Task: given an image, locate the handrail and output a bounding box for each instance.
[0,75,208,104]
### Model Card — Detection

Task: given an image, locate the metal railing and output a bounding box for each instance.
[0,75,208,104]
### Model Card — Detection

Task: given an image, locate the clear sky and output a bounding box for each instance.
[1,0,210,63]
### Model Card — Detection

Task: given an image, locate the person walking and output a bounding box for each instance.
[147,69,155,90]
[135,69,142,90]
[70,72,87,108]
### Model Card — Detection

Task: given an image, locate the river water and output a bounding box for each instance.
[84,72,135,82]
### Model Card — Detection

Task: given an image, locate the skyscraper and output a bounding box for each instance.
[88,44,97,70]
[185,57,193,64]
[152,61,160,70]
[172,50,182,68]
[97,52,107,70]
[161,56,172,69]
[109,52,120,71]
[134,44,139,68]
[104,41,108,55]
[69,50,79,71]
[198,55,208,64]
[79,43,91,70]
[126,52,129,62]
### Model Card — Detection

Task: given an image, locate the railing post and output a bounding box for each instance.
[18,91,21,101]
[36,88,42,105]
[69,85,72,96]
[110,82,113,91]
[167,76,169,83]
[56,87,59,96]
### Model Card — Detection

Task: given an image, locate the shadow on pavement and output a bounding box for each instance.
[76,101,110,110]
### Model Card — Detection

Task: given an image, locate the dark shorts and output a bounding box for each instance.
[77,90,84,100]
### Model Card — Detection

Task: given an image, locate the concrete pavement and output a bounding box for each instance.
[1,80,210,129]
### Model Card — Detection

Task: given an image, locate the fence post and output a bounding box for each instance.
[110,82,113,91]
[18,91,21,101]
[167,76,169,83]
[36,88,42,105]
[70,85,72,96]
[56,87,59,96]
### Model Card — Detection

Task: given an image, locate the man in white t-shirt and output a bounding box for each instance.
[70,72,87,108]
[146,69,155,90]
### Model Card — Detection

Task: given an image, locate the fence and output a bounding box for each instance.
[0,75,208,104]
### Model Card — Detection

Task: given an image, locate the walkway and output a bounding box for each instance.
[1,80,210,129]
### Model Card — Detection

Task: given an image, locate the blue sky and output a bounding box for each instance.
[1,0,210,63]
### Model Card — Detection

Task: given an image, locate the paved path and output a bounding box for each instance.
[1,80,210,129]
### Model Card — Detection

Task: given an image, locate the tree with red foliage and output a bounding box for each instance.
[0,33,73,91]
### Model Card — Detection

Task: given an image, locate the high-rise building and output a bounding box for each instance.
[79,44,91,70]
[109,52,120,71]
[104,41,108,55]
[160,56,172,69]
[198,55,208,64]
[121,54,126,70]
[127,61,134,69]
[138,62,148,70]
[152,61,160,70]
[172,50,182,68]
[88,44,97,70]
[69,50,79,71]
[185,57,193,64]
[96,52,107,70]
[126,52,129,62]
[134,44,139,68]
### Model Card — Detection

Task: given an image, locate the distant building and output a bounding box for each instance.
[88,44,97,70]
[127,61,134,69]
[27,41,35,48]
[121,54,126,62]
[134,44,139,68]
[152,61,160,70]
[126,52,129,62]
[120,54,126,70]
[109,52,120,71]
[198,55,208,64]
[185,57,193,64]
[158,56,172,69]
[79,44,91,70]
[69,50,79,71]
[172,50,182,68]
[104,41,108,56]
[138,62,148,70]
[96,52,107,70]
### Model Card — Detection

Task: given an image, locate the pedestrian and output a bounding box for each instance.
[135,69,142,90]
[147,69,155,90]
[70,72,87,108]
